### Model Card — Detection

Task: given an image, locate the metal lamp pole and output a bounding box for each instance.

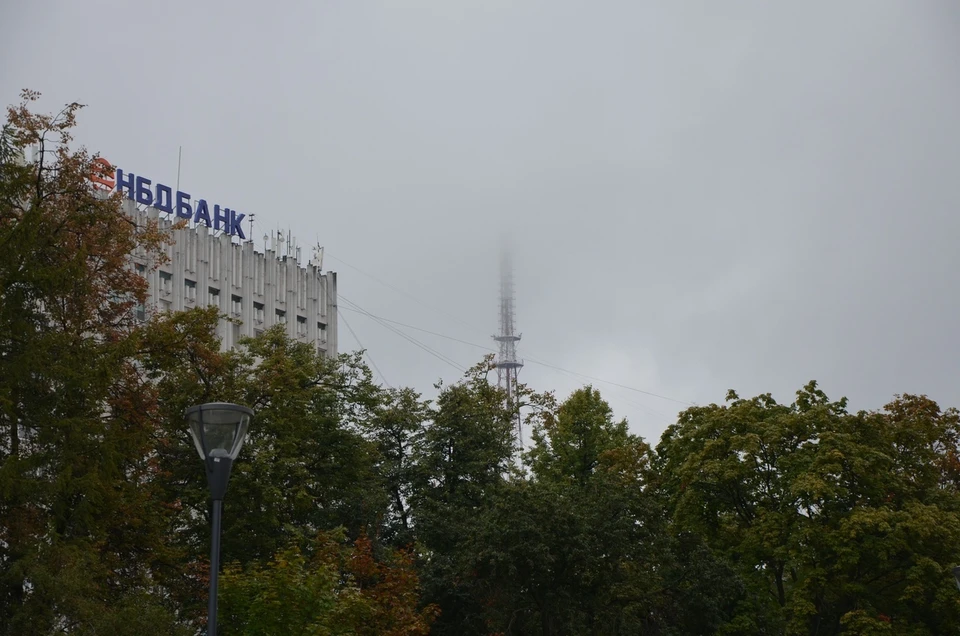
[205,450,231,636]
[185,402,254,636]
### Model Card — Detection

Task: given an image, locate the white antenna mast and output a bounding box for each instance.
[175,146,182,193]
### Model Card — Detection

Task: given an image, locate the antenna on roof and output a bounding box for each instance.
[175,146,182,193]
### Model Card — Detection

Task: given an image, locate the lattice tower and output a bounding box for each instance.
[493,247,523,444]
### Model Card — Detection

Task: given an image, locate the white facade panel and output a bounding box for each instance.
[124,200,338,357]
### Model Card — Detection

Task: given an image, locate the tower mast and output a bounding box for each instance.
[494,247,523,445]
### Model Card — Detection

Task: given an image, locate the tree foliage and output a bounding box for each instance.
[656,382,960,634]
[0,90,182,635]
[219,529,438,635]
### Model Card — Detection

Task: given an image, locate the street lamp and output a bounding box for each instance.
[186,402,254,636]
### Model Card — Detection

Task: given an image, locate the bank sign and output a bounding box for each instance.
[90,158,247,239]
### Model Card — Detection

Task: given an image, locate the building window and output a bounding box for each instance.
[185,279,197,302]
[134,262,146,276]
[208,287,220,307]
[231,295,242,316]
[318,322,326,343]
[296,315,307,337]
[159,271,172,295]
[254,302,264,324]
[276,309,286,324]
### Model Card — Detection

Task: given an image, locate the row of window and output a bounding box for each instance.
[134,301,324,338]
[135,217,323,310]
[150,273,316,310]
[153,270,325,313]
[135,264,327,341]
[141,256,327,313]
[133,308,325,343]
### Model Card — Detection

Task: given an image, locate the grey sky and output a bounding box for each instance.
[3,1,959,444]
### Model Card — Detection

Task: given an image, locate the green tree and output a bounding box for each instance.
[0,91,184,634]
[656,382,960,635]
[409,356,517,635]
[367,386,431,548]
[460,385,748,635]
[476,386,663,634]
[219,529,438,635]
[141,312,392,623]
[224,327,386,563]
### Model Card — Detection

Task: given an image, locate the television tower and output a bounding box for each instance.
[494,247,523,444]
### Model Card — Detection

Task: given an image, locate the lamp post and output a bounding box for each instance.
[185,402,254,636]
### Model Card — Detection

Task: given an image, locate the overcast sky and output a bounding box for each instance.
[3,1,959,444]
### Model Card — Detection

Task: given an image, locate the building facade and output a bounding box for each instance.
[125,199,338,357]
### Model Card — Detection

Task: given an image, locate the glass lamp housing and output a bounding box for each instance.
[185,402,253,461]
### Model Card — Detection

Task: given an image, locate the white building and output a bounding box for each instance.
[124,199,338,357]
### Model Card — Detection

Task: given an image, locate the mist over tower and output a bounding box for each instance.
[494,245,523,444]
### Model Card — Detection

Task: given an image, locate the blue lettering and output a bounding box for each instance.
[116,169,135,199]
[194,199,212,227]
[154,184,173,214]
[175,191,193,220]
[115,170,252,234]
[213,205,230,232]
[230,210,246,239]
[135,176,153,206]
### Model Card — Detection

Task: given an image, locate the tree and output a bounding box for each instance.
[141,312,393,622]
[367,386,431,548]
[656,382,960,635]
[0,91,423,634]
[219,529,438,635]
[408,356,517,635]
[471,386,665,635]
[220,328,387,564]
[0,91,183,634]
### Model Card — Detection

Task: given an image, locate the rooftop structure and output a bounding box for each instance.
[125,199,337,357]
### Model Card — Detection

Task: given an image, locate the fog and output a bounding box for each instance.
[3,0,959,443]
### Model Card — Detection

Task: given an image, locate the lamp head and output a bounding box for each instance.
[185,402,253,461]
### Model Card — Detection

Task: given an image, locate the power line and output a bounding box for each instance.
[339,301,683,430]
[337,303,692,407]
[326,252,693,407]
[522,355,692,406]
[339,306,495,352]
[339,295,465,374]
[336,306,391,388]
